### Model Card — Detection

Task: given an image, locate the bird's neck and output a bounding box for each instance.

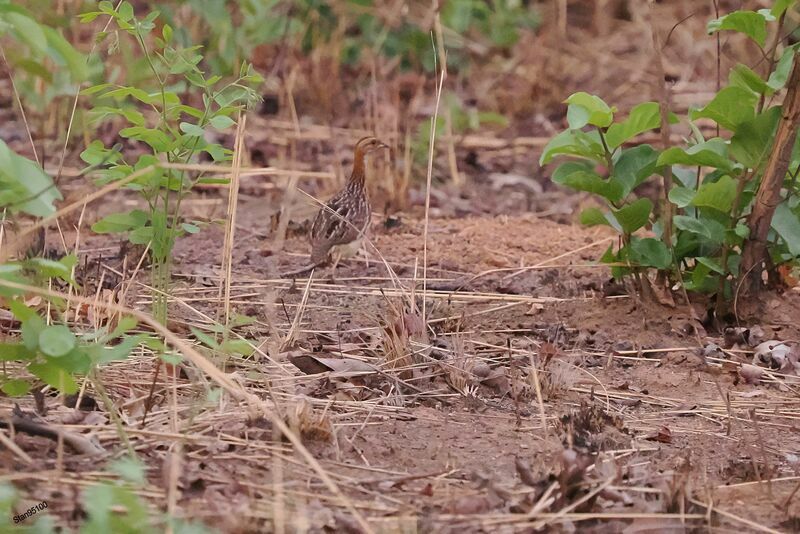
[349,148,366,189]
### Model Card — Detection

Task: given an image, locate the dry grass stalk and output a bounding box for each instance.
[219,112,247,327]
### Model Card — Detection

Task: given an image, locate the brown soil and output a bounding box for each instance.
[5,199,800,532]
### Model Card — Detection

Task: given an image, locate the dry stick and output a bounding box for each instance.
[433,13,461,187]
[0,44,39,165]
[0,280,374,534]
[740,55,800,297]
[648,1,674,254]
[528,349,548,440]
[422,20,448,322]
[219,112,247,328]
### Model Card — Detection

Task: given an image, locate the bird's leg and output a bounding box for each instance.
[328,251,342,283]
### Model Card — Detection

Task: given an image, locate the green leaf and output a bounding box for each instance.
[209,115,236,130]
[767,45,798,91]
[540,129,604,165]
[674,215,726,244]
[564,92,614,129]
[92,210,148,234]
[668,186,696,208]
[0,343,35,361]
[1,379,31,396]
[696,256,725,275]
[657,138,737,173]
[729,64,769,95]
[629,237,672,269]
[191,327,219,350]
[118,1,134,21]
[219,338,255,356]
[119,126,172,151]
[128,226,154,245]
[552,162,623,203]
[39,325,76,357]
[605,102,662,149]
[181,222,200,234]
[18,310,45,351]
[28,362,78,394]
[690,86,758,132]
[610,198,653,234]
[579,207,610,227]
[772,201,800,256]
[692,175,737,212]
[0,139,62,216]
[707,10,772,47]
[179,122,206,137]
[93,335,144,365]
[772,0,796,17]
[730,106,781,169]
[612,144,660,198]
[5,12,48,55]
[110,456,146,485]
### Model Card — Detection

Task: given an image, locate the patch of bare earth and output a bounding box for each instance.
[4,202,800,533]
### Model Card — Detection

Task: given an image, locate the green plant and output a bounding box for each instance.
[158,0,538,75]
[0,0,89,113]
[542,1,800,311]
[80,1,262,325]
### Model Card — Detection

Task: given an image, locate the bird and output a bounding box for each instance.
[281,136,389,279]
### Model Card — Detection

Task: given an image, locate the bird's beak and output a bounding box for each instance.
[378,141,390,150]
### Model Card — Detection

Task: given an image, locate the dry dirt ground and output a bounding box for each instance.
[3,191,800,533]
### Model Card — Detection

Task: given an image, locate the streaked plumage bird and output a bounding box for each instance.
[281,136,389,278]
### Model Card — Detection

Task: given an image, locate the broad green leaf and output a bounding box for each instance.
[674,215,726,244]
[92,335,144,365]
[697,256,726,275]
[0,139,62,216]
[128,225,153,245]
[729,64,769,95]
[1,379,30,396]
[668,186,696,208]
[610,198,652,234]
[181,222,200,234]
[119,126,172,151]
[43,26,88,81]
[730,106,780,169]
[209,115,236,130]
[630,237,671,269]
[612,144,660,198]
[91,210,148,234]
[564,92,614,129]
[707,10,772,47]
[690,86,758,131]
[179,122,206,137]
[5,12,47,55]
[772,201,800,256]
[219,338,255,356]
[772,0,796,17]
[191,327,219,350]
[767,45,798,91]
[605,102,661,149]
[28,362,78,394]
[579,207,610,227]
[118,1,134,21]
[39,325,76,357]
[657,138,737,173]
[692,175,737,212]
[552,162,623,203]
[0,343,35,361]
[110,456,147,485]
[540,129,604,165]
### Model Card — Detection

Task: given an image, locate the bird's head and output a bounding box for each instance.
[355,136,390,155]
